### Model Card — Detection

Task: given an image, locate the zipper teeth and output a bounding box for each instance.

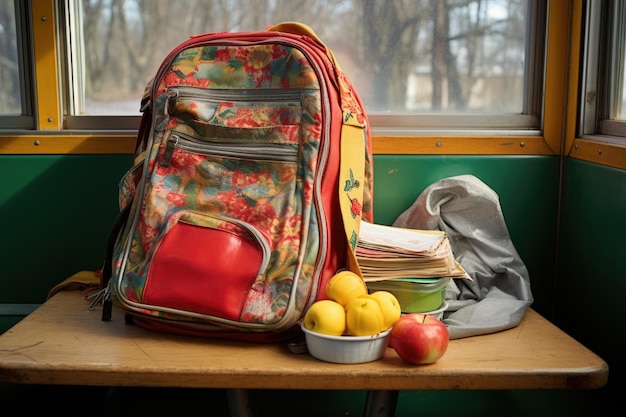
[170,132,299,162]
[115,129,156,297]
[296,41,331,312]
[131,310,281,331]
[169,86,304,103]
[153,38,308,99]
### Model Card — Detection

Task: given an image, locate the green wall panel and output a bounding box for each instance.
[556,158,626,371]
[0,154,132,303]
[373,155,560,315]
[1,154,560,312]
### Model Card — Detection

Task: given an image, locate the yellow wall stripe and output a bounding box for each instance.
[0,134,136,154]
[0,134,555,156]
[372,136,554,155]
[571,138,626,170]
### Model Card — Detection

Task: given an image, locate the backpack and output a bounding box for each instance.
[100,22,374,342]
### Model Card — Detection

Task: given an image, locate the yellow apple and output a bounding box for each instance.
[303,300,346,336]
[325,270,368,307]
[344,296,385,336]
[367,291,402,330]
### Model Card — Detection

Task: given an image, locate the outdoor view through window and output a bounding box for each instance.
[0,0,22,116]
[66,0,532,119]
[0,0,558,132]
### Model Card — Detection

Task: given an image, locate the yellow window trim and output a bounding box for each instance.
[0,133,136,154]
[570,137,626,170]
[32,0,61,130]
[563,0,626,171]
[373,135,553,155]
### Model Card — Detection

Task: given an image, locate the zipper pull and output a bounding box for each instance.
[165,89,178,115]
[86,288,106,311]
[159,134,179,167]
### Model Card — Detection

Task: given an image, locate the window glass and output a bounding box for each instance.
[581,0,626,138]
[65,0,542,131]
[0,0,33,129]
[0,0,22,116]
[617,50,626,121]
[616,5,626,121]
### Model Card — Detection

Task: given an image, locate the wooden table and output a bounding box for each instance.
[0,290,608,417]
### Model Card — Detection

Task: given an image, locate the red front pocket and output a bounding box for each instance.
[144,215,265,321]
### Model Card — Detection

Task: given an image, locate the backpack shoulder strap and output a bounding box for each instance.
[268,22,369,277]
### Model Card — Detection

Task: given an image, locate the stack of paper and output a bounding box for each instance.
[356,221,471,282]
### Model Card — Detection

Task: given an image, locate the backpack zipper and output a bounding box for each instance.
[166,86,304,107]
[160,131,299,167]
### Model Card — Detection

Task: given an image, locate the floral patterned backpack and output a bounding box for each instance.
[100,22,373,342]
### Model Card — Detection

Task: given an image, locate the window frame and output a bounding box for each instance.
[597,1,626,136]
[579,0,626,139]
[4,0,623,168]
[569,0,626,169]
[59,0,547,135]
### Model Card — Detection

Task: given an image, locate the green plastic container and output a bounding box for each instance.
[366,277,449,313]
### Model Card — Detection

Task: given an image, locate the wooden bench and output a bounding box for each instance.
[0,278,608,417]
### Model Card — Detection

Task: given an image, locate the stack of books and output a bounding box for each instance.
[356,221,471,282]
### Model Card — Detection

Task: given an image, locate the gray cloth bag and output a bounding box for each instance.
[392,174,533,339]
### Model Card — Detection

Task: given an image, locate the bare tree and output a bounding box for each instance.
[442,0,527,112]
[359,0,427,111]
[76,0,527,114]
[432,0,448,110]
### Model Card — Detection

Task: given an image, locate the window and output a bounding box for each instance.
[60,0,546,134]
[0,0,34,129]
[580,0,626,139]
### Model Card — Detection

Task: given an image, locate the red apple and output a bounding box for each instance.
[390,313,449,365]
